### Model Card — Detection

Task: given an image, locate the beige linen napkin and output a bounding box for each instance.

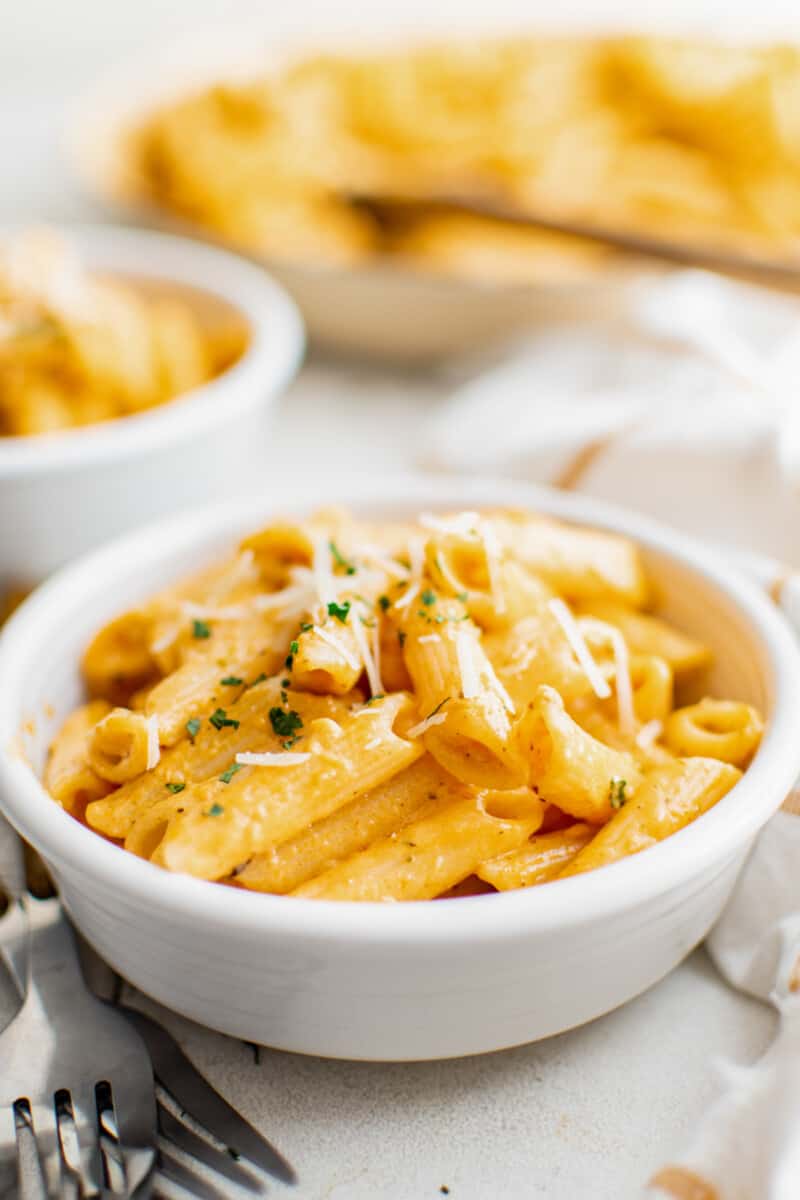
[425,270,800,1198]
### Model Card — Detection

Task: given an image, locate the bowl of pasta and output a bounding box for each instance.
[0,225,304,592]
[0,476,798,1060]
[68,25,800,359]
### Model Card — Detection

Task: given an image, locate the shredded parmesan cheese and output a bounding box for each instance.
[407,712,448,738]
[455,630,481,699]
[420,511,480,536]
[393,536,425,610]
[636,719,663,749]
[145,716,160,771]
[312,533,338,609]
[355,544,410,580]
[314,625,360,670]
[351,610,383,697]
[578,617,635,736]
[181,601,248,621]
[548,598,612,700]
[235,751,311,767]
[417,633,442,644]
[150,628,179,656]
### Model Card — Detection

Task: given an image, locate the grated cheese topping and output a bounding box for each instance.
[312,533,338,609]
[145,716,161,771]
[181,601,248,621]
[235,751,311,767]
[455,629,481,699]
[636,719,663,749]
[420,511,480,537]
[417,633,442,644]
[548,598,612,701]
[314,625,360,671]
[393,536,426,610]
[351,608,383,697]
[578,616,635,736]
[407,712,449,738]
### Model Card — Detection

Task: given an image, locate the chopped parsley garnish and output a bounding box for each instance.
[206,801,226,814]
[327,600,351,624]
[191,619,212,640]
[329,540,356,575]
[420,588,436,606]
[378,594,391,611]
[456,591,469,602]
[249,673,267,688]
[220,675,243,687]
[165,782,185,794]
[218,763,243,785]
[285,638,299,670]
[269,707,303,738]
[300,622,314,632]
[609,777,628,809]
[186,717,201,742]
[365,693,385,706]
[283,736,301,749]
[281,677,291,688]
[210,707,240,731]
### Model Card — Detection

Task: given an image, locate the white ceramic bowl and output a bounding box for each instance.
[1,476,799,1061]
[0,225,304,589]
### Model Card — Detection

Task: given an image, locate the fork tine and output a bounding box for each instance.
[157,1104,266,1194]
[157,1141,235,1200]
[107,1075,157,1196]
[27,1101,59,1200]
[0,1105,19,1196]
[69,1089,106,1197]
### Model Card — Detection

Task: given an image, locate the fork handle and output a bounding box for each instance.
[21,897,93,1012]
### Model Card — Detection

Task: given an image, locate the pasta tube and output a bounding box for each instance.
[88,708,159,783]
[477,823,594,890]
[520,685,642,822]
[237,756,461,894]
[44,700,114,816]
[151,693,422,878]
[559,757,742,877]
[401,595,525,789]
[663,698,763,766]
[293,788,545,901]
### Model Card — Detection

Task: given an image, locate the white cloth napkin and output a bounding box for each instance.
[425,269,800,1199]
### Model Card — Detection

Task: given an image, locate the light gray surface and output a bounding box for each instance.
[0,2,791,1196]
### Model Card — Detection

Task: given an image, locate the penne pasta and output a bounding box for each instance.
[48,504,762,900]
[558,758,742,877]
[293,787,545,901]
[477,823,594,890]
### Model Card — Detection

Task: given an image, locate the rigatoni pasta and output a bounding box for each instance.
[44,506,761,900]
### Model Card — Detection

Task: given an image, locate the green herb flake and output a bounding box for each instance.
[327,600,351,624]
[365,693,385,707]
[420,588,436,607]
[191,618,212,640]
[300,622,313,632]
[186,717,201,742]
[329,540,356,576]
[220,675,243,687]
[378,594,391,612]
[609,777,628,810]
[269,707,303,738]
[456,591,469,602]
[209,707,240,731]
[218,763,243,785]
[206,801,226,814]
[165,782,185,795]
[249,673,267,688]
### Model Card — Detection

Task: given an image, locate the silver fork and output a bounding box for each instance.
[0,834,157,1199]
[0,830,296,1197]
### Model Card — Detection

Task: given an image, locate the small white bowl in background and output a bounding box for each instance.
[0,225,305,590]
[0,476,799,1061]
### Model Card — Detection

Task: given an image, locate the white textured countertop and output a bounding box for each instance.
[0,2,791,1195]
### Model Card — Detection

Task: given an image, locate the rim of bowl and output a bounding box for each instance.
[1,474,799,945]
[0,224,305,477]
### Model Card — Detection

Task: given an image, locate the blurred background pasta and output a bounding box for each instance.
[132,34,800,283]
[0,228,239,436]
